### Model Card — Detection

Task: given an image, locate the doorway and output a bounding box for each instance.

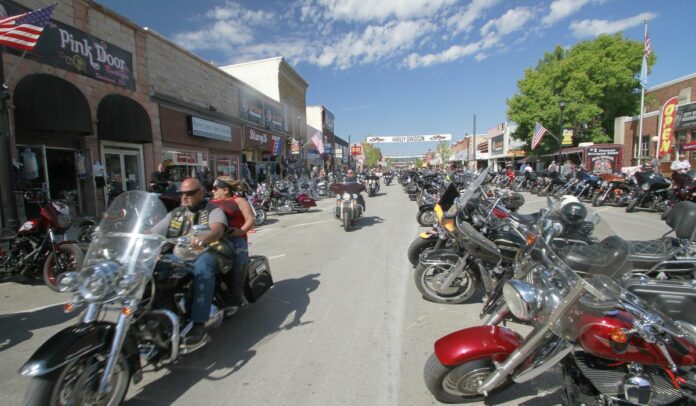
[101,144,145,204]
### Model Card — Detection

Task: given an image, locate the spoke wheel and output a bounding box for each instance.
[414,262,478,304]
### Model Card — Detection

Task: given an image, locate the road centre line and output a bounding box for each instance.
[254,219,333,232]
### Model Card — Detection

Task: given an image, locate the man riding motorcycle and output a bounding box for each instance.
[150,177,234,348]
[344,169,366,212]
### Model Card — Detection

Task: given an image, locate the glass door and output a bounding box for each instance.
[102,146,144,204]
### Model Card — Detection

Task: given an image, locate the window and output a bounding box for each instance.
[633,136,649,159]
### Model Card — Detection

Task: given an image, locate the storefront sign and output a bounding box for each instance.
[562,129,573,146]
[1,0,135,89]
[351,144,363,156]
[657,97,679,157]
[290,138,300,154]
[491,135,504,155]
[476,141,489,153]
[188,116,232,141]
[244,126,273,150]
[366,134,452,143]
[676,102,696,130]
[586,146,621,174]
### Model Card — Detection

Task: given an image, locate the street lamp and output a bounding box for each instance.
[558,100,565,165]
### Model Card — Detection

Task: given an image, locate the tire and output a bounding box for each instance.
[424,353,510,404]
[254,209,267,226]
[417,210,436,227]
[24,351,130,406]
[43,243,83,292]
[343,211,351,231]
[414,261,478,304]
[407,237,438,266]
[591,194,604,207]
[626,199,638,213]
[296,208,309,213]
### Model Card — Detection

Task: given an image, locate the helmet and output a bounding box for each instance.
[560,202,587,225]
[504,192,525,211]
[559,195,580,208]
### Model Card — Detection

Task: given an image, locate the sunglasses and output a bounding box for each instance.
[179,188,200,197]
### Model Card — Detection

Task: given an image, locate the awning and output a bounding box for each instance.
[683,141,696,152]
[97,95,153,143]
[14,74,92,135]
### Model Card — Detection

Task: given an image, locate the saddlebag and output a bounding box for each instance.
[246,255,273,302]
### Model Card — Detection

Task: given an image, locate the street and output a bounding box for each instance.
[0,183,671,406]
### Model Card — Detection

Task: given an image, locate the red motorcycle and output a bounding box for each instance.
[0,191,85,291]
[424,200,696,405]
[252,181,316,215]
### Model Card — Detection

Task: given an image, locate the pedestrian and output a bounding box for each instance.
[523,163,533,173]
[670,153,692,188]
[547,161,558,174]
[240,154,253,187]
[560,160,572,177]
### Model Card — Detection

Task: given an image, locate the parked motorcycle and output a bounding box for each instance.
[592,172,632,207]
[626,169,672,213]
[0,191,85,291]
[331,181,366,231]
[20,191,273,405]
[253,182,316,215]
[424,199,696,405]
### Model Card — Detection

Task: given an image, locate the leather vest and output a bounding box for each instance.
[166,202,235,258]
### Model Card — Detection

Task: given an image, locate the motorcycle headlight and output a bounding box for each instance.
[642,183,650,191]
[78,261,122,302]
[56,271,79,292]
[342,192,351,201]
[336,194,341,199]
[116,272,143,296]
[503,279,543,321]
[352,194,358,199]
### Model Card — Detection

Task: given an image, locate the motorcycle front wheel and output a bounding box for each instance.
[417,210,436,227]
[424,353,510,404]
[43,243,83,292]
[414,261,478,304]
[407,237,438,266]
[343,211,351,231]
[25,351,130,406]
[254,209,267,226]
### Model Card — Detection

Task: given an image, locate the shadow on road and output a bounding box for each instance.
[484,368,564,405]
[358,216,384,228]
[0,303,74,353]
[124,272,322,405]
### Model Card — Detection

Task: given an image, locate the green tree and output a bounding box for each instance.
[414,157,424,168]
[507,34,656,155]
[362,142,382,167]
[435,141,451,164]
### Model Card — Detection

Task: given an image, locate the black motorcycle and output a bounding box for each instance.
[626,169,672,213]
[19,191,273,405]
[331,182,366,231]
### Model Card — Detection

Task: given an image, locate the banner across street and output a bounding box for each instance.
[366,134,451,143]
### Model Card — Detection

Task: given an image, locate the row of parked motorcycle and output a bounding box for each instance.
[407,167,696,405]
[491,166,696,214]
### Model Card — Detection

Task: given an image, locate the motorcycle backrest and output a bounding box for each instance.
[662,201,696,241]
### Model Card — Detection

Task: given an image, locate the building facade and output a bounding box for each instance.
[306,105,335,171]
[615,72,696,171]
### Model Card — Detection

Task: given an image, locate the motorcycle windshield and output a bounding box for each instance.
[526,200,696,345]
[456,167,491,209]
[330,182,366,194]
[83,191,168,277]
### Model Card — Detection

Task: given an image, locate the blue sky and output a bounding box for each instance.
[97,0,696,156]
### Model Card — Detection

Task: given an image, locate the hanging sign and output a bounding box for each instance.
[366,134,451,143]
[657,97,679,157]
[562,129,573,146]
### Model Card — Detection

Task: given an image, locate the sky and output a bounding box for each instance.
[97,0,696,157]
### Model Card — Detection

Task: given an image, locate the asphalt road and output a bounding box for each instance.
[0,185,671,405]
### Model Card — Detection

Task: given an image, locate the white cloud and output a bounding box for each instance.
[542,0,591,27]
[314,0,457,22]
[315,19,437,69]
[570,12,656,38]
[446,0,500,35]
[480,7,534,37]
[404,41,481,68]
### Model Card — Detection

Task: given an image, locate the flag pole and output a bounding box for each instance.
[637,17,648,165]
[5,50,27,86]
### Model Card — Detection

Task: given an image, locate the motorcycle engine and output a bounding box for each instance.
[277,200,294,213]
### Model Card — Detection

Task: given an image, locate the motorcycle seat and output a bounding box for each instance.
[662,201,696,241]
[507,211,540,225]
[562,236,630,278]
[626,238,678,263]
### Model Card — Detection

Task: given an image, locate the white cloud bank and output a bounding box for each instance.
[570,12,656,38]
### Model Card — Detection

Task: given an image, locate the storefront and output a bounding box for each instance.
[676,102,696,161]
[159,105,241,188]
[243,126,285,182]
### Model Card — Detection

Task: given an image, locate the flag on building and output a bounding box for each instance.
[0,4,56,51]
[270,136,283,156]
[531,122,548,150]
[310,131,324,154]
[640,29,652,88]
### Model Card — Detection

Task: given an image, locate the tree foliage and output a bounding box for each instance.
[435,142,451,164]
[362,142,382,167]
[414,157,424,168]
[507,34,656,155]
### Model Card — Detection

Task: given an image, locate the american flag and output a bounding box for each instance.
[531,122,548,150]
[0,4,56,51]
[310,131,324,154]
[644,33,652,58]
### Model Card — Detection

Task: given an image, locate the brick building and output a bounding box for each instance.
[614,72,696,171]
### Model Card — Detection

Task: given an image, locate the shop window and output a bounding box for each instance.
[162,150,211,188]
[632,137,649,159]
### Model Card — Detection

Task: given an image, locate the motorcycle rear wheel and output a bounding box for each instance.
[43,243,83,292]
[625,199,638,213]
[424,353,509,404]
[591,194,604,207]
[414,261,478,304]
[25,351,130,406]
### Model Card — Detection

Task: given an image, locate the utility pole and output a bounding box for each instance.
[472,113,477,169]
[558,100,565,165]
[348,134,351,169]
[0,49,18,231]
